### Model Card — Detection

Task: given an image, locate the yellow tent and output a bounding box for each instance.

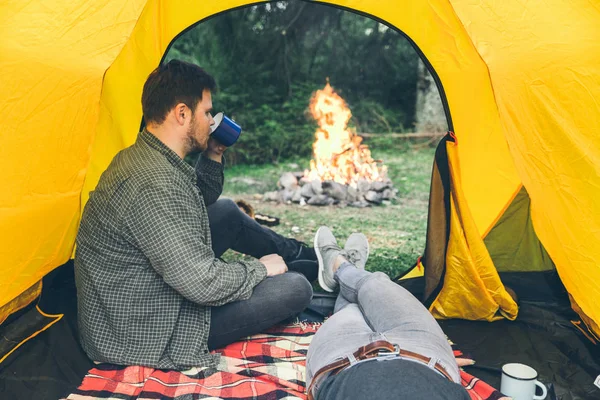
[1,0,600,355]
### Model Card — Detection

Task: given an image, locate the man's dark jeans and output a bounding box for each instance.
[207,271,312,349]
[207,198,299,260]
[206,198,314,349]
[207,198,317,281]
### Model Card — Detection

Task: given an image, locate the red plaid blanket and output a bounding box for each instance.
[64,323,507,400]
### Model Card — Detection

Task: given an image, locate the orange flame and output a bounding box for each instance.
[305,82,387,186]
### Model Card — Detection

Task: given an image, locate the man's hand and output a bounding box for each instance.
[203,137,227,162]
[259,254,288,277]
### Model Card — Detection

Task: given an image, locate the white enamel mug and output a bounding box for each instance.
[500,363,547,400]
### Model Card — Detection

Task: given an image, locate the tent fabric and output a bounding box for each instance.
[0,0,148,311]
[1,0,600,344]
[446,0,600,337]
[484,186,555,273]
[428,138,519,322]
[0,304,62,364]
[0,281,42,325]
[421,136,450,299]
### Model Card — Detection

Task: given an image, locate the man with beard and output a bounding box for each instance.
[74,60,313,370]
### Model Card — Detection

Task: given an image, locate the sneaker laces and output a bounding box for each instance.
[344,249,362,265]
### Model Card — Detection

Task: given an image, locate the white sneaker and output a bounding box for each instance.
[344,233,369,270]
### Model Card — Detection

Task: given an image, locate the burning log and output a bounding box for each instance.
[304,82,388,186]
[263,81,397,207]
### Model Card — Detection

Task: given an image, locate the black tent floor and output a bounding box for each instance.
[1,263,599,400]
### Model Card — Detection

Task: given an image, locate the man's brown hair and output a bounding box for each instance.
[141,60,217,125]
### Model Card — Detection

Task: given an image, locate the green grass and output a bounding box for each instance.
[220,141,436,279]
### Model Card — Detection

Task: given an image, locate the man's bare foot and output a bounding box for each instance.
[332,254,347,274]
[314,226,344,292]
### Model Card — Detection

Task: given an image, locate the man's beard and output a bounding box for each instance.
[184,119,207,155]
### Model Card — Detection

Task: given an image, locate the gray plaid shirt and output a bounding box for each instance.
[74,129,267,369]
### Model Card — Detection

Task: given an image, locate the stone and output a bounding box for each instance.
[271,174,397,207]
[382,188,396,200]
[346,185,360,202]
[357,179,371,194]
[280,188,296,202]
[298,177,311,186]
[365,190,383,205]
[307,194,334,206]
[300,184,316,198]
[291,188,303,203]
[263,191,280,202]
[278,172,298,190]
[322,180,348,201]
[371,181,389,192]
[311,179,323,195]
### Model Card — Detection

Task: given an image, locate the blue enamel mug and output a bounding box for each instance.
[210,112,242,147]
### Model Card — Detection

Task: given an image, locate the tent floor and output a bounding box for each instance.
[1,263,599,400]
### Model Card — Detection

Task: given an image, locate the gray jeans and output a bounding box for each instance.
[306,263,460,397]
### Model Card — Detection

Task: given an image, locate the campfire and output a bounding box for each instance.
[264,82,396,207]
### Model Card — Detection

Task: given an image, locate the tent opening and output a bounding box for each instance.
[3,1,600,398]
[159,0,450,280]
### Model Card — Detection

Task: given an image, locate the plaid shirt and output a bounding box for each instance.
[74,129,267,370]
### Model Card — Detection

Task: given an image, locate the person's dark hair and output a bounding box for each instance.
[141,60,217,125]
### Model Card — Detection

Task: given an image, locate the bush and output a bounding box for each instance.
[209,82,314,165]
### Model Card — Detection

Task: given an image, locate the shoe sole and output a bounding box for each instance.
[362,234,370,269]
[314,226,335,292]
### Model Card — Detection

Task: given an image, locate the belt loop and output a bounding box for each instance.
[427,357,438,369]
[347,353,358,366]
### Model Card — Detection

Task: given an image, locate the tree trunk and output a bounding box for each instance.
[415,59,447,133]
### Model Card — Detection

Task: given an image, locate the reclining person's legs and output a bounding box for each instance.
[337,264,460,383]
[307,267,468,400]
[312,226,460,385]
[207,271,313,350]
[207,198,317,281]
